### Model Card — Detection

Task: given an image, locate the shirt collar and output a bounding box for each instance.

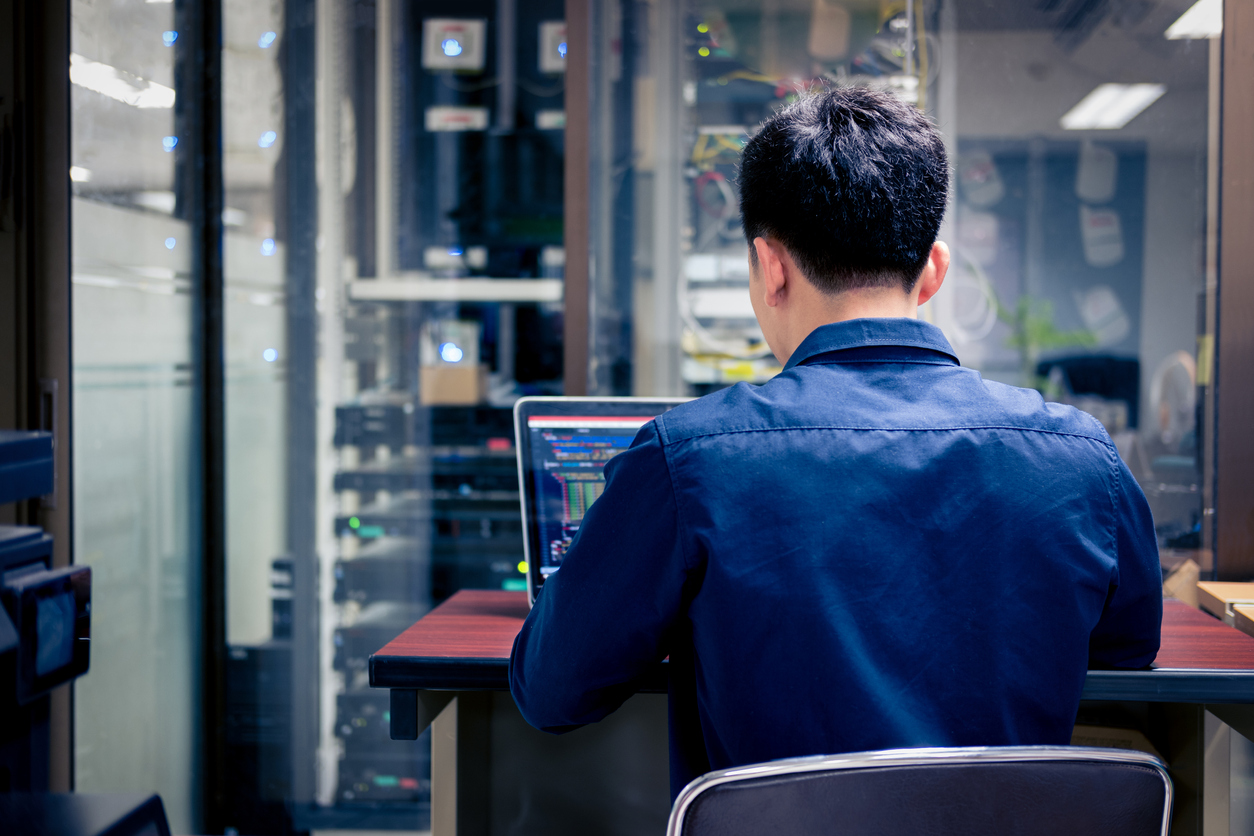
[782,318,961,371]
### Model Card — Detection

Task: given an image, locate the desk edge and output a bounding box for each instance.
[1082,668,1254,703]
[369,654,670,693]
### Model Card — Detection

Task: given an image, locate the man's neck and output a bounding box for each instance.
[776,285,919,363]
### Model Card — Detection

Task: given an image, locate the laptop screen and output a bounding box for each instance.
[514,398,689,603]
[525,414,654,578]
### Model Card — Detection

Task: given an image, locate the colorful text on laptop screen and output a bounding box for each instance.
[525,416,652,576]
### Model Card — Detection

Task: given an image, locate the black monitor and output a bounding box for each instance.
[3,564,91,704]
[0,793,172,836]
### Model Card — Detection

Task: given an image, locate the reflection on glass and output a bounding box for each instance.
[218,0,570,829]
[70,0,199,831]
[222,0,286,650]
[65,0,1225,829]
[592,0,1214,574]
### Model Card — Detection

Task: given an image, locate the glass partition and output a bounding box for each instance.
[217,0,568,829]
[591,0,1217,574]
[70,0,200,830]
[68,0,1224,831]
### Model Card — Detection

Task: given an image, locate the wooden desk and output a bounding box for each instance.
[370,590,1254,699]
[369,591,1254,836]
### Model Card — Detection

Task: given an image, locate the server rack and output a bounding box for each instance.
[304,0,565,826]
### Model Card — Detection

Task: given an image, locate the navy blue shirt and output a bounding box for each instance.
[509,318,1162,799]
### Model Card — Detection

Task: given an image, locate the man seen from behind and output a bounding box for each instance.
[509,86,1163,801]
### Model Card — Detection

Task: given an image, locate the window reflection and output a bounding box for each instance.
[596,0,1214,567]
[70,0,199,830]
[66,0,1225,830]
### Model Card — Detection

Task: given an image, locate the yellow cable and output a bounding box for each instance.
[691,134,710,165]
[723,70,780,85]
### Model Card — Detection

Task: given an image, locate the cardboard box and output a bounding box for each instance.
[1197,581,1254,625]
[1162,559,1200,609]
[420,364,486,405]
[1070,725,1160,759]
[1234,604,1254,640]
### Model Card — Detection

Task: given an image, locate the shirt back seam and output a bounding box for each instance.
[656,423,1116,448]
[656,426,699,573]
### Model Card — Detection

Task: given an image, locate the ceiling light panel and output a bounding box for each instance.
[69,54,175,109]
[1060,83,1166,130]
[1165,0,1223,40]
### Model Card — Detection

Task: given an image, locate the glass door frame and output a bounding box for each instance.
[1214,0,1254,579]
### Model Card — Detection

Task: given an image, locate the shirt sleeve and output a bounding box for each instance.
[509,420,695,732]
[1088,452,1163,669]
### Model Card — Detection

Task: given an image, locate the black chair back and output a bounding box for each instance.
[669,746,1171,836]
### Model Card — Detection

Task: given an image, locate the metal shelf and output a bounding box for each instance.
[348,278,563,303]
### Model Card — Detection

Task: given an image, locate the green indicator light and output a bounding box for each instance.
[373,775,400,787]
[349,516,360,529]
[502,578,527,592]
[517,561,528,574]
[697,23,708,33]
[698,46,710,57]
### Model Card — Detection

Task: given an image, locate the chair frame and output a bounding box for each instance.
[666,745,1173,836]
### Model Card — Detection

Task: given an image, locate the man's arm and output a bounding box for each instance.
[509,421,695,732]
[1089,453,1162,669]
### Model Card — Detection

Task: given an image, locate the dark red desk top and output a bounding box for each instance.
[369,591,1254,703]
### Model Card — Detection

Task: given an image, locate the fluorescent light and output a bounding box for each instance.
[70,53,175,109]
[134,191,176,214]
[1060,83,1166,130]
[1166,0,1222,39]
[69,166,91,183]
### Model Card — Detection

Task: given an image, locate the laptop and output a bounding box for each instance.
[514,396,690,605]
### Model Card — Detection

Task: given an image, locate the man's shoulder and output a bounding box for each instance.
[654,368,1115,451]
[973,377,1115,444]
[652,382,770,445]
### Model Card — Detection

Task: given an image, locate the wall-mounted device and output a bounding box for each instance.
[422,19,488,72]
[1,536,91,705]
[538,21,567,74]
[0,430,53,505]
[0,430,91,790]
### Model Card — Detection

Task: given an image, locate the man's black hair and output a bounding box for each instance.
[739,86,949,293]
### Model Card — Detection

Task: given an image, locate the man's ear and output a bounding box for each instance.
[915,241,950,307]
[752,237,789,307]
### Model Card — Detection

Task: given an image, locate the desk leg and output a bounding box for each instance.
[1159,704,1254,836]
[389,689,454,740]
[1158,703,1214,836]
[1201,705,1254,836]
[431,693,490,836]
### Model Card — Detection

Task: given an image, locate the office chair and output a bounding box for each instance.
[667,746,1171,836]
